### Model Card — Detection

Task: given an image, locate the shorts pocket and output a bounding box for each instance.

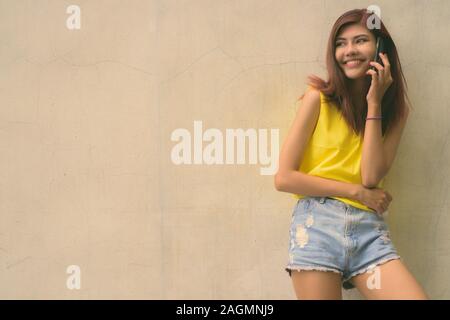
[292,198,314,217]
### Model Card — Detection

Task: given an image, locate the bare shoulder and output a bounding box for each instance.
[294,87,321,126]
[302,86,321,102]
[298,85,320,108]
[276,88,321,174]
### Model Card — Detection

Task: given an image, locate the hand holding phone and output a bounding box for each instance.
[370,36,386,72]
[366,36,392,105]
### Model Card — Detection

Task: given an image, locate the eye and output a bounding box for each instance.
[357,39,367,43]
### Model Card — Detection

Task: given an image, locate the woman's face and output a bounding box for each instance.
[335,23,376,80]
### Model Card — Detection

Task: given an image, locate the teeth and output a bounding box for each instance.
[346,60,363,67]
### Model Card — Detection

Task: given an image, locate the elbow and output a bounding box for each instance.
[362,164,387,188]
[361,174,382,189]
[361,174,377,188]
[274,172,286,191]
[362,181,377,189]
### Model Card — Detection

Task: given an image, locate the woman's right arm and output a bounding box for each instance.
[274,88,361,201]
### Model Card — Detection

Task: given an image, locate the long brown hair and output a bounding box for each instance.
[300,8,411,137]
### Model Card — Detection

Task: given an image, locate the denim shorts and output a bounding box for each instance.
[285,196,401,290]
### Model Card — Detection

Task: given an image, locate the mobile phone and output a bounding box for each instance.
[370,36,386,71]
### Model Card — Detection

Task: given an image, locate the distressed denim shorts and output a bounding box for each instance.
[285,196,401,290]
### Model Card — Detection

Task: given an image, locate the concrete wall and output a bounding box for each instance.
[0,0,448,299]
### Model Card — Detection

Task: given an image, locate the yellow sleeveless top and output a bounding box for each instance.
[293,86,385,212]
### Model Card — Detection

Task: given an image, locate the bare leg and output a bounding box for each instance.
[291,270,343,300]
[350,259,429,300]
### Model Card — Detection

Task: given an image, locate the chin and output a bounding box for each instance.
[343,70,368,80]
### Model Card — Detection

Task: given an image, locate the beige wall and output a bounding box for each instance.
[0,0,448,299]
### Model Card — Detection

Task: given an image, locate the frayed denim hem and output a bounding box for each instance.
[285,264,343,278]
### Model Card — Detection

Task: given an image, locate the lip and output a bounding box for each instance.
[344,59,365,68]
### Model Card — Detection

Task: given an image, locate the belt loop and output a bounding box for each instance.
[319,197,327,204]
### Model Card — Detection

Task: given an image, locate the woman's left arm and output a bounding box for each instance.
[361,103,409,188]
[361,52,408,188]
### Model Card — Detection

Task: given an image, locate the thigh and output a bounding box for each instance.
[350,259,429,300]
[291,270,343,300]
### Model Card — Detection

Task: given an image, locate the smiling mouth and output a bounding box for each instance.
[345,59,365,68]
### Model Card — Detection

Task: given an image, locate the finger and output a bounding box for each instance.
[379,55,393,84]
[369,205,377,213]
[375,203,381,215]
[378,201,385,213]
[366,69,378,79]
[369,64,384,81]
[369,60,385,71]
[386,192,393,201]
[379,52,391,68]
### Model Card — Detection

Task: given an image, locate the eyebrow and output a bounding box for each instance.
[335,34,369,41]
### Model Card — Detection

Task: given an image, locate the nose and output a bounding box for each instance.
[344,43,359,56]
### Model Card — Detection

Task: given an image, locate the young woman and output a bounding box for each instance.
[274,9,429,300]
